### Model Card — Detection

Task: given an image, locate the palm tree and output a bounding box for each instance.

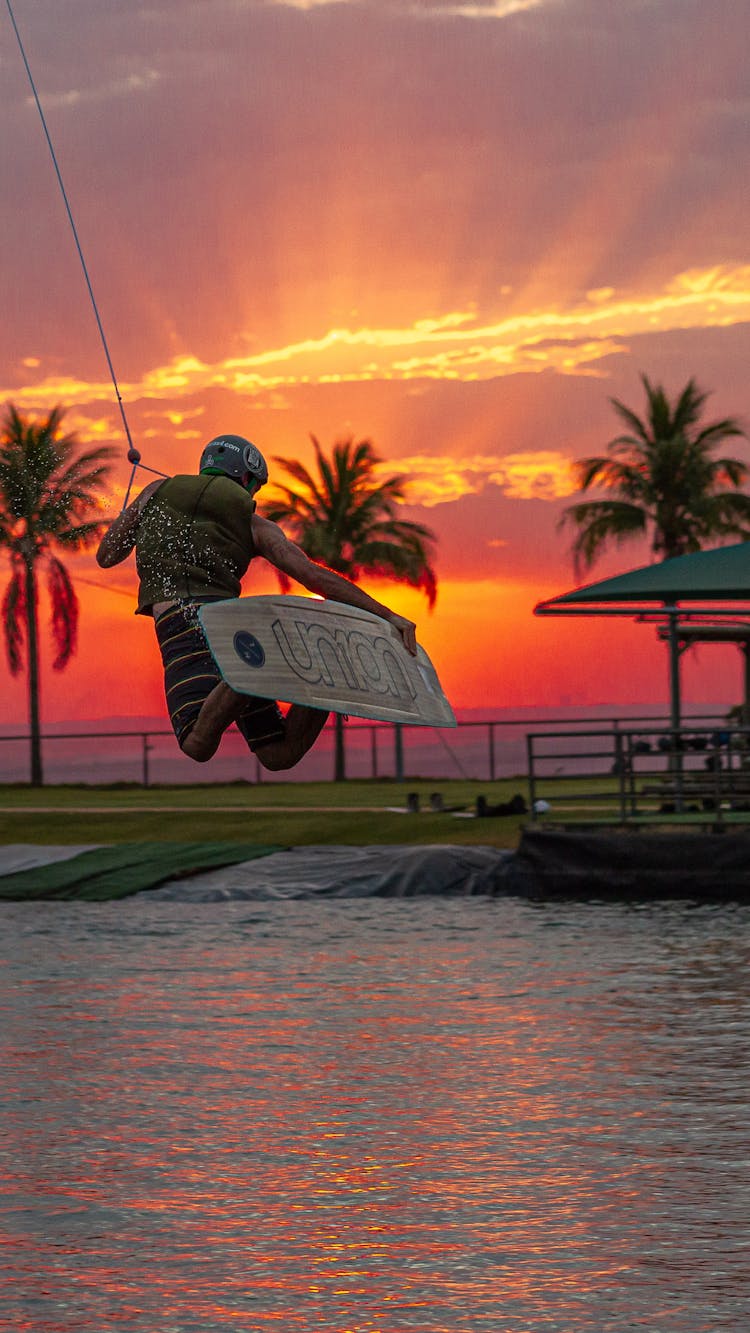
[264,435,438,779]
[0,403,114,784]
[560,375,750,576]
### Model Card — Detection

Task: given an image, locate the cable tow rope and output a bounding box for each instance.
[5,0,160,509]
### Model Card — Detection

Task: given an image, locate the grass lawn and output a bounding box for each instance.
[0,778,532,848]
[3,775,738,848]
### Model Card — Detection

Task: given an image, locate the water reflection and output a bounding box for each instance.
[1,898,748,1331]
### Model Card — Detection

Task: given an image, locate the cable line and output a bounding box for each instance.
[4,0,162,507]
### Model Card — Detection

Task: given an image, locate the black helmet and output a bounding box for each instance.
[199,434,268,489]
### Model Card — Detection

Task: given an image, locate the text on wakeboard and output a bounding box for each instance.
[270,617,417,701]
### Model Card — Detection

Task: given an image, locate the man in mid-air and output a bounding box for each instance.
[97,434,417,770]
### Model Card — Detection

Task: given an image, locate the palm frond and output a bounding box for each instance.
[47,557,78,670]
[559,500,648,578]
[709,456,748,489]
[2,565,25,675]
[693,418,747,450]
[572,454,646,497]
[671,377,708,435]
[346,541,438,607]
[267,434,438,607]
[608,400,650,447]
[50,519,109,550]
[313,435,339,507]
[271,455,321,498]
[270,567,293,595]
[698,492,750,538]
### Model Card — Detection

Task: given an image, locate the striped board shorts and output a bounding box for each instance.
[154,601,285,751]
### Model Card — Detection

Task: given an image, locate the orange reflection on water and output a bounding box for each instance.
[4,903,747,1332]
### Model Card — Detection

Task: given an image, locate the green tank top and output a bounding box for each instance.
[135,473,256,614]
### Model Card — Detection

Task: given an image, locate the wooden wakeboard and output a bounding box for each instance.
[199,595,456,728]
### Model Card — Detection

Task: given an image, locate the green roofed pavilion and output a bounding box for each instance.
[535,541,750,729]
[537,541,750,608]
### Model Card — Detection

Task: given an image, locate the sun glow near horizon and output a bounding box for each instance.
[2,0,749,730]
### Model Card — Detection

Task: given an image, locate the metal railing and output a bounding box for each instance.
[0,710,731,786]
[527,722,750,825]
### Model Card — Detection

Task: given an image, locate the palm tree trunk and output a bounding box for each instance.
[334,713,346,782]
[23,556,43,786]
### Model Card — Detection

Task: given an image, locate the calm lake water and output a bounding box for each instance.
[2,895,748,1332]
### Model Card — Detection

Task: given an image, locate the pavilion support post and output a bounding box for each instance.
[667,611,682,732]
[666,609,684,810]
[394,723,404,783]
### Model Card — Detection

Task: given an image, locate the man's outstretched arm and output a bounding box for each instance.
[253,515,418,655]
[96,480,164,568]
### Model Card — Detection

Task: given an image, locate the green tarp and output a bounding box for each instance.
[0,842,283,901]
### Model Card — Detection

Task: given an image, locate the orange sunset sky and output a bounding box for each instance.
[2,0,750,725]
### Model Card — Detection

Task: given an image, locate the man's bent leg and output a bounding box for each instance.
[156,603,245,764]
[181,682,250,762]
[252,705,329,771]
